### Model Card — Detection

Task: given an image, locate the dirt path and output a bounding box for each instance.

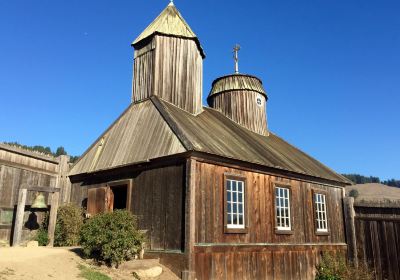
[0,247,179,280]
[0,247,82,280]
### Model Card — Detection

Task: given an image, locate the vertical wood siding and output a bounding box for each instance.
[193,161,346,279]
[210,90,268,135]
[354,206,400,280]
[0,146,70,244]
[132,35,203,114]
[70,164,185,252]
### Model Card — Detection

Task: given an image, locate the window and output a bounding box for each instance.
[225,177,245,230]
[314,193,328,232]
[275,186,291,231]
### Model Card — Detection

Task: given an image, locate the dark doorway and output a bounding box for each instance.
[111,185,127,210]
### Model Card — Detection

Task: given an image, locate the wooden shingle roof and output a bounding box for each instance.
[69,100,185,176]
[132,3,205,58]
[69,97,350,185]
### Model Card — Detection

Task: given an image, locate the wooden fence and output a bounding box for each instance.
[344,197,400,280]
[0,143,71,245]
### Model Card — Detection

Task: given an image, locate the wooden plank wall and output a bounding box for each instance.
[210,90,268,136]
[354,206,400,280]
[195,246,346,280]
[132,35,203,115]
[193,161,346,279]
[69,164,185,251]
[0,146,71,244]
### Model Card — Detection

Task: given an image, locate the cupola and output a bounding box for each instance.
[131,2,204,114]
[207,46,268,135]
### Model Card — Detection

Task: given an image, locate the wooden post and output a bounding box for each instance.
[57,155,71,204]
[182,158,196,280]
[47,191,60,247]
[12,188,27,247]
[344,197,358,266]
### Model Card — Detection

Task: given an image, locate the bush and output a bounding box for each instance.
[316,252,346,280]
[54,204,84,246]
[80,210,145,267]
[348,189,359,199]
[316,253,374,280]
[35,227,49,246]
[34,204,84,247]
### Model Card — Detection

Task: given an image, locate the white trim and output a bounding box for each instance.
[275,187,291,230]
[315,193,328,231]
[226,179,245,228]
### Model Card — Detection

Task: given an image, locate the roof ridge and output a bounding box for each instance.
[149,96,194,151]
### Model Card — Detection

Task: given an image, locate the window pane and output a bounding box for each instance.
[227,203,231,213]
[238,193,243,202]
[233,215,238,224]
[239,215,243,225]
[238,182,242,192]
[232,181,237,191]
[238,204,243,214]
[227,213,232,224]
[233,192,237,202]
[227,191,231,202]
[233,203,237,213]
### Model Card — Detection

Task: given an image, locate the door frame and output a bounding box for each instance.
[106,179,133,211]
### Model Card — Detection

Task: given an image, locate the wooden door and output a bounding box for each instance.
[87,187,108,215]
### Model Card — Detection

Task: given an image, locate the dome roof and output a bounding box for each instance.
[208,74,267,102]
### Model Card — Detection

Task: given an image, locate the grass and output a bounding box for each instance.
[77,264,111,280]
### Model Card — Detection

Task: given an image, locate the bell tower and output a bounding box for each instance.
[131,2,205,114]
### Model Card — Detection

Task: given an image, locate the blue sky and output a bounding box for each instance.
[0,0,399,180]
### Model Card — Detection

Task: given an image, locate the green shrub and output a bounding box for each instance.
[35,227,49,246]
[54,204,84,246]
[316,252,346,280]
[80,210,144,267]
[348,189,359,199]
[316,253,375,280]
[34,204,84,247]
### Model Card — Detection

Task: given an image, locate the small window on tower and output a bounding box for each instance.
[256,95,263,106]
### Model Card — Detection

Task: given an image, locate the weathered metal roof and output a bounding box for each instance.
[69,99,186,176]
[208,74,267,102]
[157,98,350,184]
[70,96,350,185]
[132,3,205,58]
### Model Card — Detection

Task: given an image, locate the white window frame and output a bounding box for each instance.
[226,179,245,229]
[314,193,328,232]
[275,186,291,231]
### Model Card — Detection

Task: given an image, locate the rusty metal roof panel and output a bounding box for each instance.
[69,99,186,176]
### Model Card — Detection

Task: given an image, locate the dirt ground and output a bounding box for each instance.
[0,247,178,280]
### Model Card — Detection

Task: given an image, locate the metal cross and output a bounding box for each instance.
[233,44,240,74]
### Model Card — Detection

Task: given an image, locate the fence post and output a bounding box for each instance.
[12,188,27,247]
[344,197,358,266]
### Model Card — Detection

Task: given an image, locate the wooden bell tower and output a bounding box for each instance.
[131,2,205,115]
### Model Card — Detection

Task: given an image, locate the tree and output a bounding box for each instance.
[55,146,67,156]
